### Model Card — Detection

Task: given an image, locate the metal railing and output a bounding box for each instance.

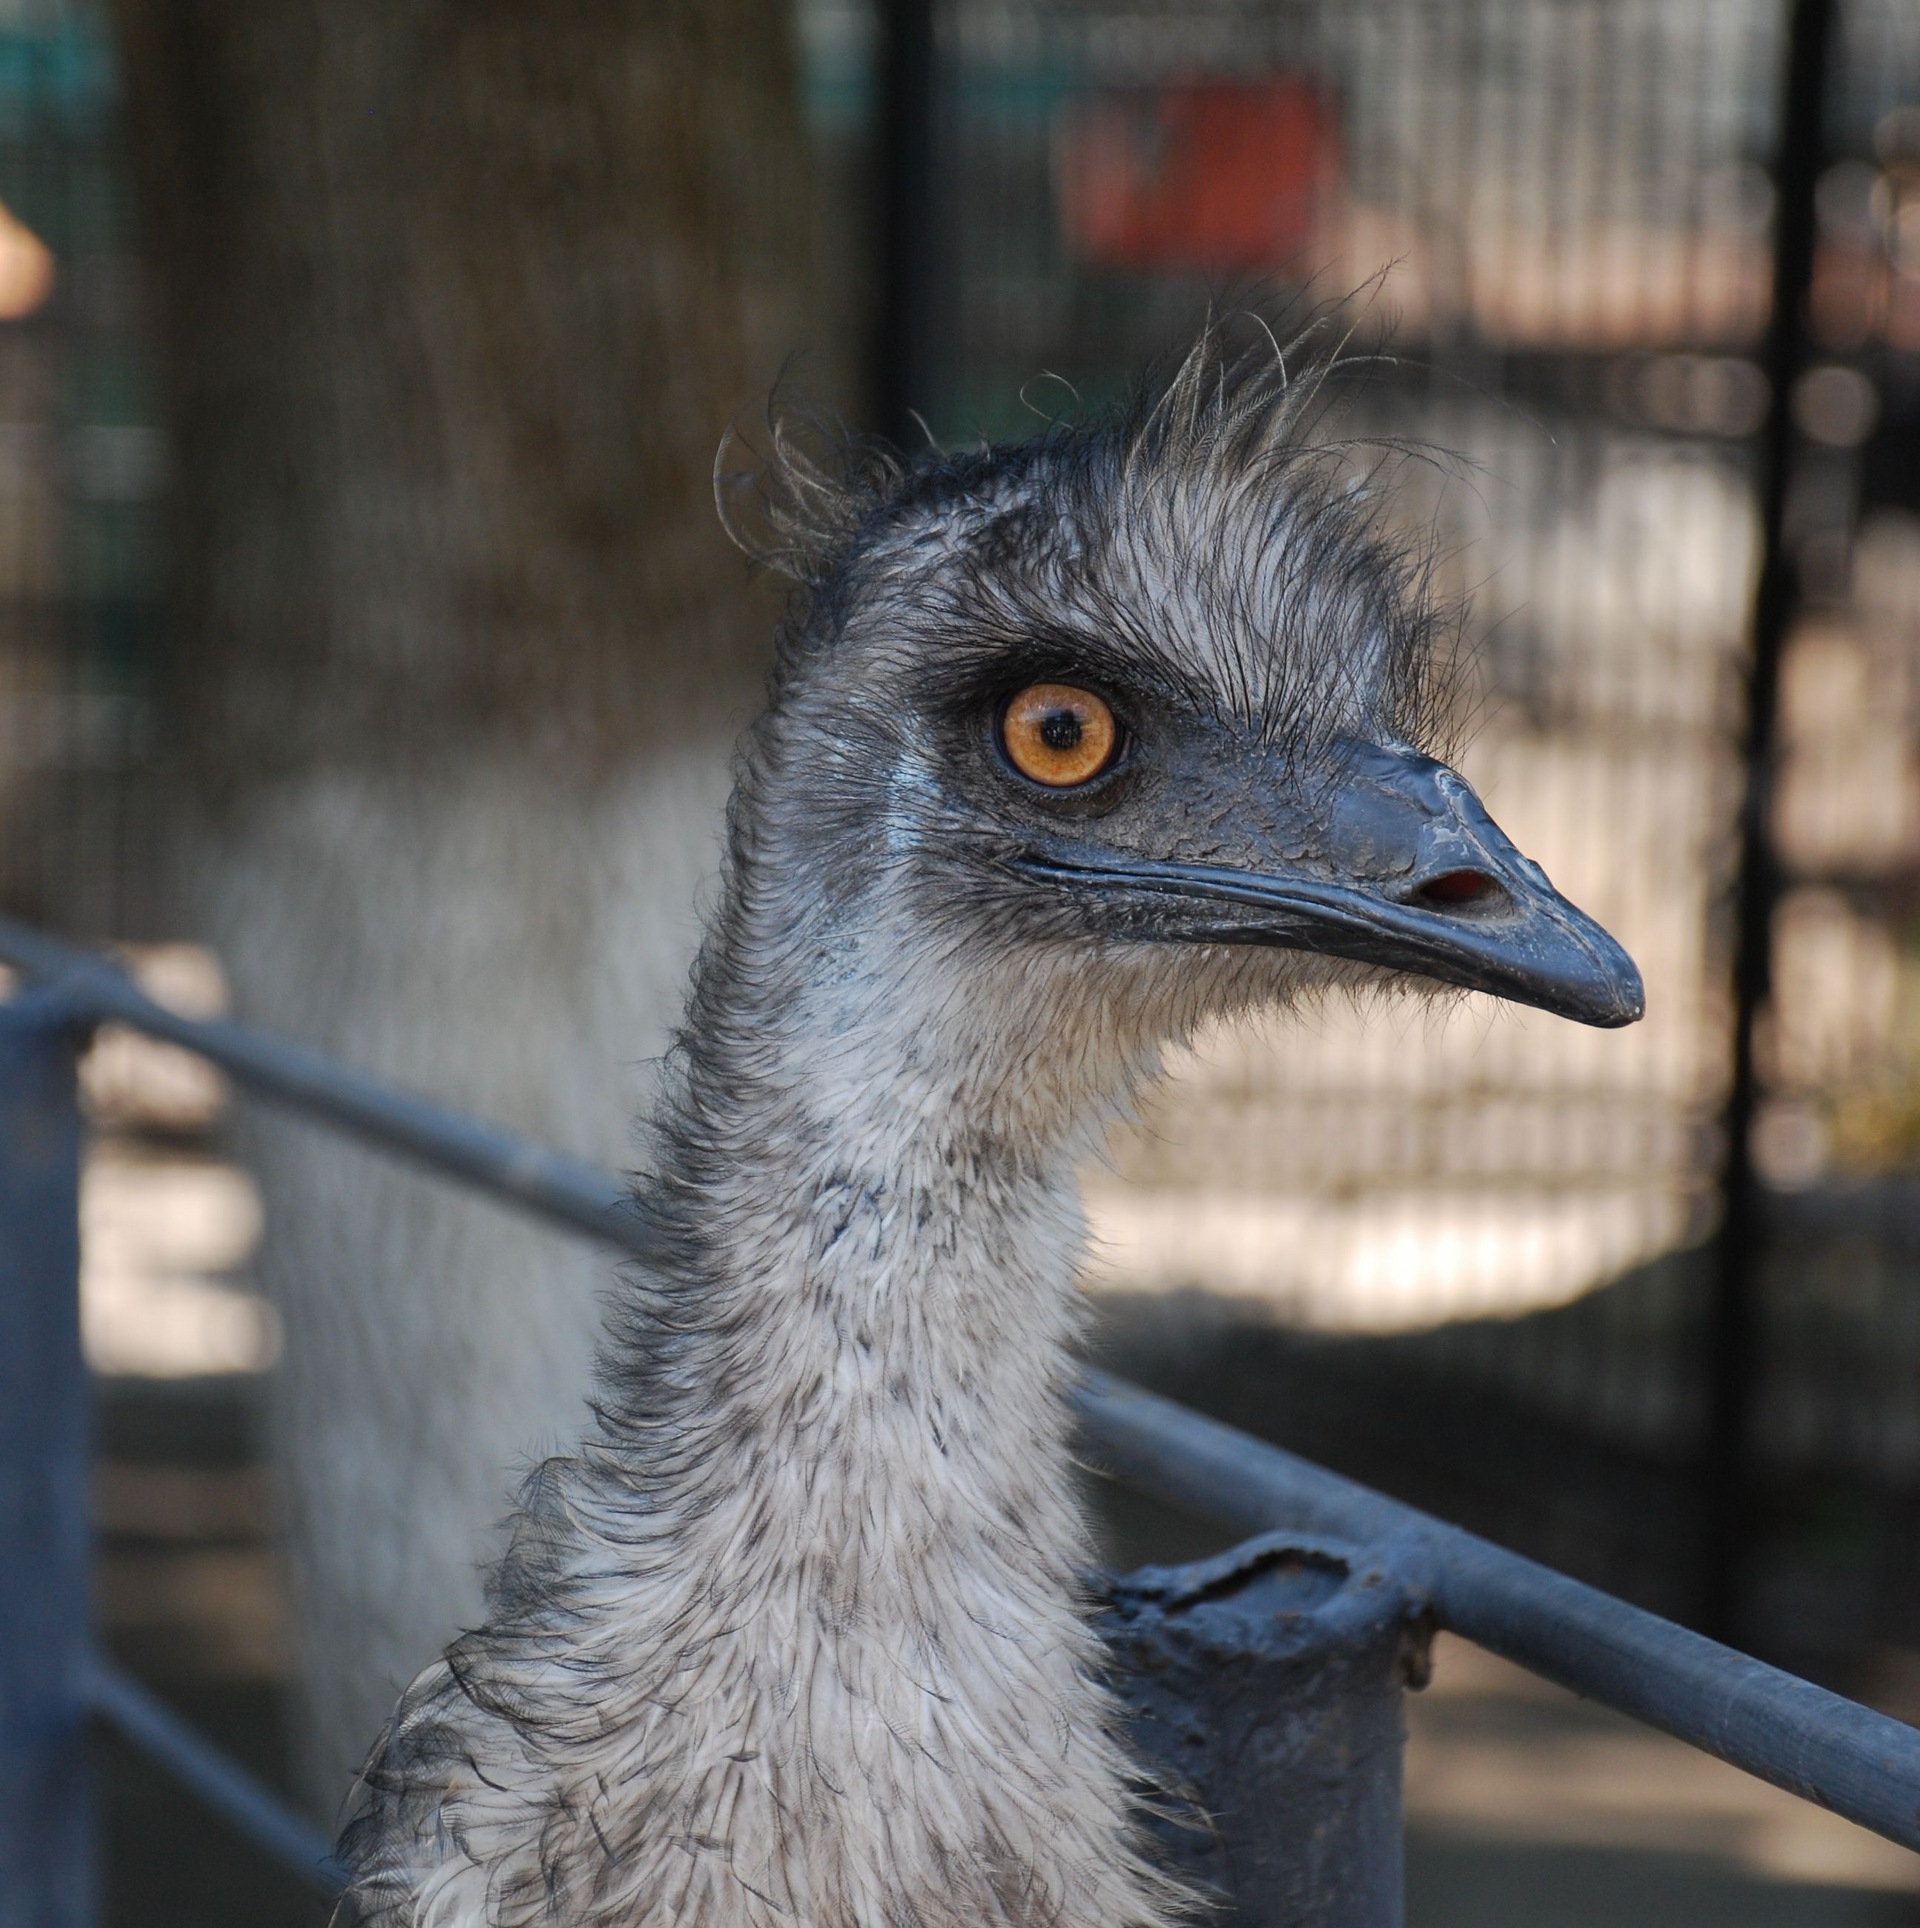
[3,911,1919,1924]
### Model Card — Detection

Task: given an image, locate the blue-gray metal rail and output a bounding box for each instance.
[1077,1372,1920,1853]
[84,1661,343,1895]
[4,915,1920,1888]
[0,914,640,1251]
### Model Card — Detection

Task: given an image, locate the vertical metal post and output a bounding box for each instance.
[1702,0,1837,1644]
[873,0,936,443]
[0,993,94,1927]
[1100,1533,1417,1928]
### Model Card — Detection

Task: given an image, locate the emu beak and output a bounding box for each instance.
[1020,741,1644,1029]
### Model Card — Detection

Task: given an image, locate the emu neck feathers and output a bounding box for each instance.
[343,875,1177,1928]
[617,884,1128,1518]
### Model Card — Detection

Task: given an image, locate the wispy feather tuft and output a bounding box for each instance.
[727,312,1469,771]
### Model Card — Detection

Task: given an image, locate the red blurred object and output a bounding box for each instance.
[1057,76,1339,273]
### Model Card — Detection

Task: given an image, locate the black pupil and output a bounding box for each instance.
[1039,709,1083,751]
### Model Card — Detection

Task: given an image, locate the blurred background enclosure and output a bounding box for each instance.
[8,0,1920,1918]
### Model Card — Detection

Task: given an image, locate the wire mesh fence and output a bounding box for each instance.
[0,1,159,944]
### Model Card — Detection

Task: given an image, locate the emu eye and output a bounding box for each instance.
[1000,683,1119,788]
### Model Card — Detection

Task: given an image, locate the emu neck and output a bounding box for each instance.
[476,881,1180,1928]
[628,888,1119,1560]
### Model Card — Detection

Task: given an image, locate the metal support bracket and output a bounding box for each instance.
[0,993,93,1927]
[1101,1531,1423,1928]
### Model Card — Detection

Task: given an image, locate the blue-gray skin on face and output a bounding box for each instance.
[1006,735,1642,1029]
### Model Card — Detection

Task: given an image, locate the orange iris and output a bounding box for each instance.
[1000,683,1119,788]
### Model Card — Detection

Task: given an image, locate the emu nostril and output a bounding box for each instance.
[1415,869,1499,908]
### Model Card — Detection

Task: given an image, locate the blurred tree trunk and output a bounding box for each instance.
[107,0,816,1812]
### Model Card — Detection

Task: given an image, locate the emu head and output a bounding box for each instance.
[724,339,1642,1130]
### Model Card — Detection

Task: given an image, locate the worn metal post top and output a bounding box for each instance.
[1103,1529,1420,1665]
[1101,1531,1416,1928]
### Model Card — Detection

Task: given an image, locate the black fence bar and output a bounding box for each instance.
[1076,1371,1920,1854]
[8,918,1920,1856]
[85,1662,344,1898]
[1702,0,1838,1642]
[873,0,937,441]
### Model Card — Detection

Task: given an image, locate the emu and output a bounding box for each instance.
[338,335,1642,1927]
